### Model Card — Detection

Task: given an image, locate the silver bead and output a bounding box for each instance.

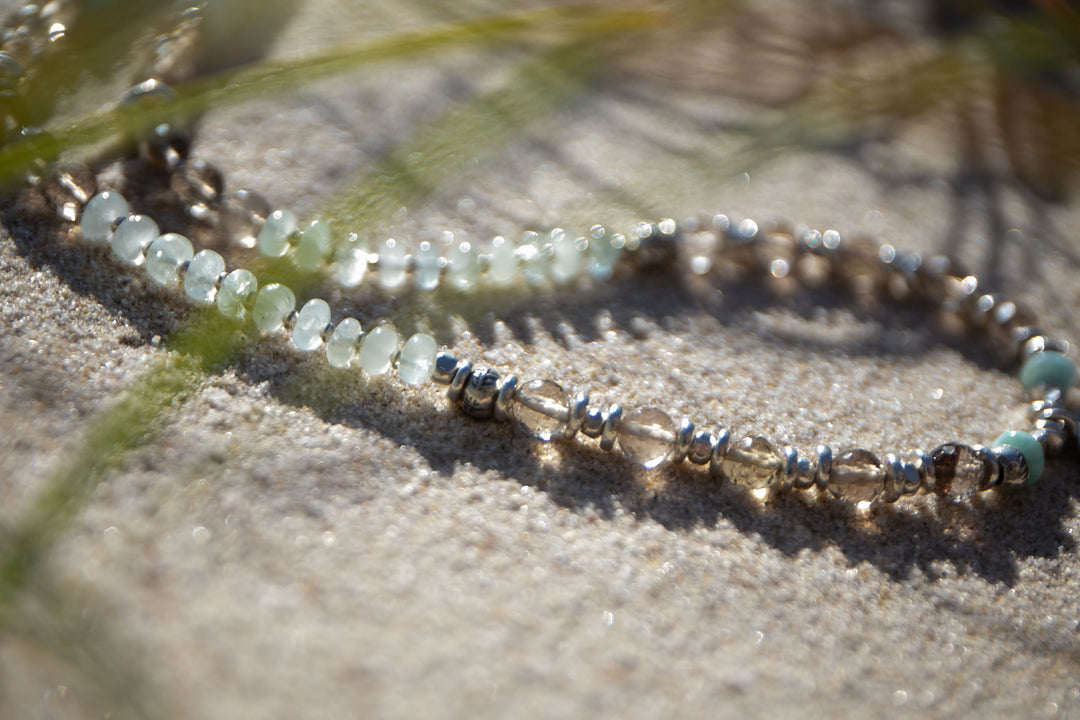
[708,428,731,478]
[1038,406,1077,438]
[319,322,335,344]
[913,449,936,493]
[881,453,905,503]
[565,391,589,438]
[1033,421,1066,456]
[581,408,605,439]
[461,367,500,420]
[793,456,816,490]
[900,461,922,496]
[687,429,714,465]
[282,310,297,332]
[814,444,833,491]
[447,360,473,402]
[493,374,518,421]
[599,404,622,452]
[432,352,459,385]
[780,445,799,492]
[992,444,1029,489]
[1023,335,1071,358]
[672,418,695,464]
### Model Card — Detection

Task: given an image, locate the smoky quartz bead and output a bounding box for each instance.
[828,449,885,503]
[510,379,569,441]
[721,436,783,490]
[931,443,994,502]
[617,407,677,469]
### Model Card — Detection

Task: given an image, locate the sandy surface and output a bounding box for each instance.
[3,2,1080,719]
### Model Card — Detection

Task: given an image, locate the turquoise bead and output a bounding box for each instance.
[993,431,1045,485]
[1019,351,1077,391]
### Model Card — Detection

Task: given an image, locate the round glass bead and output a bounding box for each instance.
[145,232,193,285]
[931,443,994,502]
[617,407,677,469]
[257,209,297,257]
[184,249,225,304]
[359,325,399,376]
[1019,351,1078,391]
[414,241,442,290]
[292,298,331,352]
[216,269,257,321]
[398,333,437,386]
[325,318,362,368]
[721,436,783,489]
[488,236,517,287]
[510,379,569,441]
[828,449,885,503]
[550,230,584,284]
[253,283,295,332]
[378,238,407,289]
[447,241,480,291]
[81,191,129,242]
[993,430,1045,485]
[110,214,158,265]
[335,234,369,288]
[294,220,331,271]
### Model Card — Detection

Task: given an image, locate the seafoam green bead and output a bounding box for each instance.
[257,209,297,257]
[414,241,441,290]
[184,249,225,304]
[549,229,584,284]
[398,333,437,385]
[1019,351,1078,391]
[216,269,257,320]
[359,325,399,375]
[519,231,548,285]
[292,298,330,352]
[253,283,295,332]
[378,238,407,289]
[110,214,158,265]
[994,430,1045,485]
[447,241,480,291]
[145,233,193,285]
[81,191,129,242]
[294,220,331,271]
[488,235,517,287]
[326,317,361,368]
[334,233,369,288]
[588,225,623,281]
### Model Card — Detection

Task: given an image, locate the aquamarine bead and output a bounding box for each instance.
[488,235,517,287]
[378,238,407,289]
[550,229,584,284]
[588,225,623,281]
[414,241,441,290]
[294,220,331,271]
[145,233,193,285]
[398,333,437,386]
[253,283,295,332]
[326,317,362,368]
[447,241,480,291]
[110,214,158,265]
[358,325,399,376]
[994,430,1045,485]
[1019,351,1078,391]
[81,191,130,242]
[184,249,225,304]
[519,231,549,285]
[216,269,257,321]
[292,298,331,351]
[257,209,297,257]
[335,233,369,288]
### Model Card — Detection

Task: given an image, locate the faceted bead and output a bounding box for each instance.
[414,241,441,290]
[931,443,994,502]
[510,379,569,441]
[617,407,677,469]
[993,430,1045,485]
[378,238,407,289]
[325,318,362,368]
[721,436,783,489]
[110,215,158,265]
[447,241,480,291]
[145,233,193,285]
[294,220,331,271]
[588,225,622,280]
[184,249,225,304]
[335,233,369,288]
[216,269,258,321]
[489,236,517,287]
[292,298,331,352]
[257,209,297,257]
[550,229,584,284]
[253,283,295,332]
[81,191,129,242]
[828,449,885,503]
[1019,351,1078,391]
[398,333,437,385]
[358,325,399,376]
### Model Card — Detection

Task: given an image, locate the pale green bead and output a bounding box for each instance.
[326,317,361,368]
[253,283,295,332]
[81,191,129,242]
[335,233,369,288]
[398,333,437,385]
[216,269,257,321]
[550,229,584,284]
[358,325,399,375]
[994,430,1045,485]
[257,209,297,257]
[292,298,330,352]
[378,238,407,289]
[519,231,549,285]
[184,249,225,304]
[588,225,623,280]
[414,241,441,290]
[447,241,480,291]
[145,233,193,285]
[1019,351,1078,391]
[294,220,331,271]
[110,215,158,265]
[488,235,517,287]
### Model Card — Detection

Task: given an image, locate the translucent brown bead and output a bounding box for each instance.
[721,436,783,490]
[828,449,885,503]
[510,379,569,441]
[931,443,994,502]
[617,407,676,469]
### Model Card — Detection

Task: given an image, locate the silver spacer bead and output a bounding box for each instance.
[1032,421,1066,456]
[913,449,936,493]
[687,429,715,465]
[900,461,922,496]
[599,404,623,452]
[793,456,817,490]
[992,444,1030,489]
[461,367,500,420]
[447,360,473,403]
[282,310,298,332]
[493,375,518,422]
[581,408,605,439]
[319,322,335,344]
[565,391,589,438]
[779,445,798,492]
[1038,406,1078,438]
[1023,335,1070,358]
[814,444,833,491]
[881,453,905,503]
[672,418,695,464]
[708,428,731,478]
[432,352,459,385]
